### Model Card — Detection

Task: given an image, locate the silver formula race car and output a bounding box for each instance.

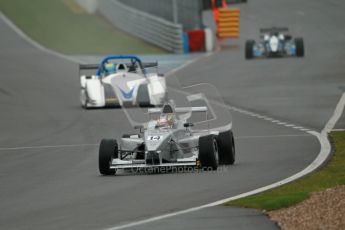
[98,102,235,175]
[79,55,166,108]
[245,27,304,59]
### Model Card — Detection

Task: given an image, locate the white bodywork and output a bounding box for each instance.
[80,67,166,108]
[269,35,279,52]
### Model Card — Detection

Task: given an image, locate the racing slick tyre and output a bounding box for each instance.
[295,37,304,57]
[137,84,151,107]
[80,88,88,109]
[198,135,219,170]
[245,40,255,59]
[217,130,235,165]
[99,139,118,175]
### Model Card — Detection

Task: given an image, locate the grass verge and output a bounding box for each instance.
[0,0,166,54]
[226,131,345,211]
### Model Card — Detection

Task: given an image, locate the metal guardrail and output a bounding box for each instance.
[118,0,203,30]
[98,0,184,53]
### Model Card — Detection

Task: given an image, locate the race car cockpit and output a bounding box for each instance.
[155,104,175,128]
[102,62,132,76]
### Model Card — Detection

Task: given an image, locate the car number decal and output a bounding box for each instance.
[147,136,162,141]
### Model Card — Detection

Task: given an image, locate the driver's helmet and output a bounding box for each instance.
[104,61,116,75]
[157,114,174,128]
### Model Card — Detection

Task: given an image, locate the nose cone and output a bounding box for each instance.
[269,36,279,52]
[145,132,169,151]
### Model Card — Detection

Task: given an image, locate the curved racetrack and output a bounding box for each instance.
[0,0,344,229]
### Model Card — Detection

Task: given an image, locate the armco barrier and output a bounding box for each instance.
[98,0,184,53]
[118,0,203,30]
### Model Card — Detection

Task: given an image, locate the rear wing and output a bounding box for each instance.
[259,27,289,33]
[148,106,208,114]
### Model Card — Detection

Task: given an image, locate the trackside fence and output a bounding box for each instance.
[98,0,184,53]
[117,0,203,30]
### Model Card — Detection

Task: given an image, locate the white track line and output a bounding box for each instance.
[173,82,314,133]
[231,107,312,132]
[205,100,314,133]
[0,12,80,63]
[323,93,345,134]
[333,129,345,132]
[0,144,97,151]
[104,93,344,230]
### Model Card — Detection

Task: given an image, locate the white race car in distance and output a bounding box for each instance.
[79,55,167,108]
[245,27,304,59]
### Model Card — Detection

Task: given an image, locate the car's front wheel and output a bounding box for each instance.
[99,139,118,175]
[295,37,304,57]
[245,40,255,59]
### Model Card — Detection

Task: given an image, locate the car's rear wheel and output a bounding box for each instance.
[217,130,235,165]
[295,37,304,57]
[137,84,151,107]
[198,135,219,170]
[245,40,255,59]
[99,139,118,175]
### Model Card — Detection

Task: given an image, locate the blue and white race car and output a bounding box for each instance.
[79,55,166,108]
[245,27,304,59]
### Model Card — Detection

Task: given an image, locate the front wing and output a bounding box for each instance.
[110,157,198,169]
